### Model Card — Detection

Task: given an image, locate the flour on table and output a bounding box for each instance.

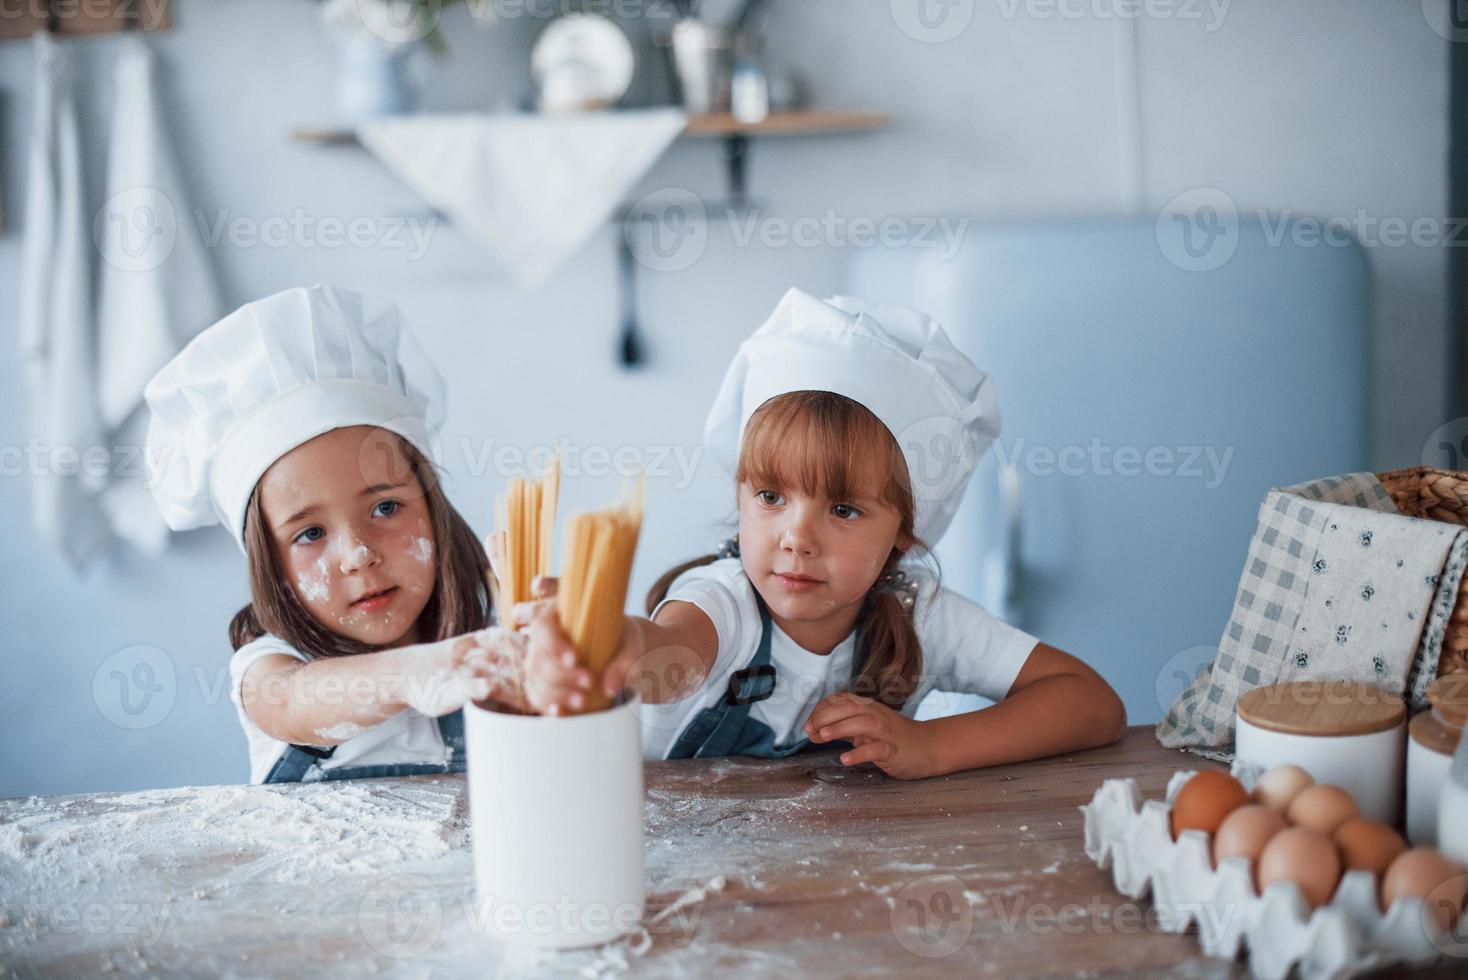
[489,874,731,980]
[0,778,468,890]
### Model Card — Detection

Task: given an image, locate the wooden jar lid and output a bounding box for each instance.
[1411,709,1463,754]
[1426,674,1468,729]
[1237,681,1406,737]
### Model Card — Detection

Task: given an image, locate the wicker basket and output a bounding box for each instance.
[1379,467,1468,676]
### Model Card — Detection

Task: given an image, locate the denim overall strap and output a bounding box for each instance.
[665,596,872,760]
[263,709,468,783]
[665,598,780,759]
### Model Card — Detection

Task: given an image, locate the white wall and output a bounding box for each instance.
[0,0,1451,795]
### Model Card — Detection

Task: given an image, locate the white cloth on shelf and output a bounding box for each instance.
[357,109,687,286]
[18,33,113,566]
[95,37,223,557]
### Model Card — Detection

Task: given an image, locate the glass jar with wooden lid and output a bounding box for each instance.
[1235,680,1407,825]
[1407,674,1468,845]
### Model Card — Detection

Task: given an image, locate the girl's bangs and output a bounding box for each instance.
[736,391,906,506]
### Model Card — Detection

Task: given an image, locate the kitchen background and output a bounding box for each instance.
[0,0,1455,796]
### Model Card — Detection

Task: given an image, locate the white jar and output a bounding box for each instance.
[1407,675,1468,845]
[1439,715,1468,866]
[1235,681,1406,825]
[464,696,645,949]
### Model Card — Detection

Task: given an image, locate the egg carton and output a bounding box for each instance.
[1080,767,1466,980]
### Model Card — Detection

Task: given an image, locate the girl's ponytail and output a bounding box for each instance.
[645,553,720,615]
[850,550,929,711]
[853,587,924,710]
[230,604,267,650]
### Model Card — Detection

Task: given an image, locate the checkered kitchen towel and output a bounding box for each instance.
[1157,473,1468,761]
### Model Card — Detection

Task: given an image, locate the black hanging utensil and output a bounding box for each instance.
[616,225,646,368]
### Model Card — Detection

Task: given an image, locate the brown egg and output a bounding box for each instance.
[1172,771,1252,840]
[1333,818,1407,880]
[1286,784,1359,835]
[1258,827,1342,910]
[1252,764,1315,813]
[1382,848,1468,934]
[1213,804,1288,881]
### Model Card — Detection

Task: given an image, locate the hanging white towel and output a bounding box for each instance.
[358,109,687,286]
[18,33,113,567]
[95,37,223,557]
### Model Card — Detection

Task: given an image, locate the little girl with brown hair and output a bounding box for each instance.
[518,289,1126,779]
[146,285,530,783]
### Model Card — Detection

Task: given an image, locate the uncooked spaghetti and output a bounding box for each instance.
[558,476,645,712]
[492,456,560,618]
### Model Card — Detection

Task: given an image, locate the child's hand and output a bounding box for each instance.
[804,693,939,780]
[522,604,650,715]
[506,576,558,631]
[395,627,529,717]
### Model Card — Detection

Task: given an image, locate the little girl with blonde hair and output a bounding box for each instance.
[519,289,1125,778]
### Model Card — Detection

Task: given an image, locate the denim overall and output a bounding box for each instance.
[263,709,467,783]
[666,595,868,760]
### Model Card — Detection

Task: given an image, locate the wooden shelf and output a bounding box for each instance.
[0,0,172,41]
[682,109,893,137]
[290,109,893,146]
[290,107,893,361]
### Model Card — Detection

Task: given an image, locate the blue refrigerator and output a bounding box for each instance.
[846,218,1372,724]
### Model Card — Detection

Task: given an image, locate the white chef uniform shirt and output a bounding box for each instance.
[229,634,452,784]
[639,558,1040,759]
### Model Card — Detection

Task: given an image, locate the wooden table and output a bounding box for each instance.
[0,728,1453,977]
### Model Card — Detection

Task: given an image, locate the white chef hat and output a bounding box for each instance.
[704,287,1000,545]
[144,284,446,552]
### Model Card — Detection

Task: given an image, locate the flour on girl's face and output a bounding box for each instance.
[410,537,433,565]
[296,555,331,603]
[340,543,372,572]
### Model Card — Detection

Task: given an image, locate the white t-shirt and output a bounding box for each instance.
[229,634,453,784]
[639,558,1040,759]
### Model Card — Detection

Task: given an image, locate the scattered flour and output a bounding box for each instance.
[880,860,938,872]
[3,753,991,976]
[492,875,731,980]
[410,537,434,564]
[647,874,727,927]
[296,556,331,603]
[341,543,372,571]
[314,721,369,741]
[0,779,467,890]
[402,670,491,719]
[401,629,523,716]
